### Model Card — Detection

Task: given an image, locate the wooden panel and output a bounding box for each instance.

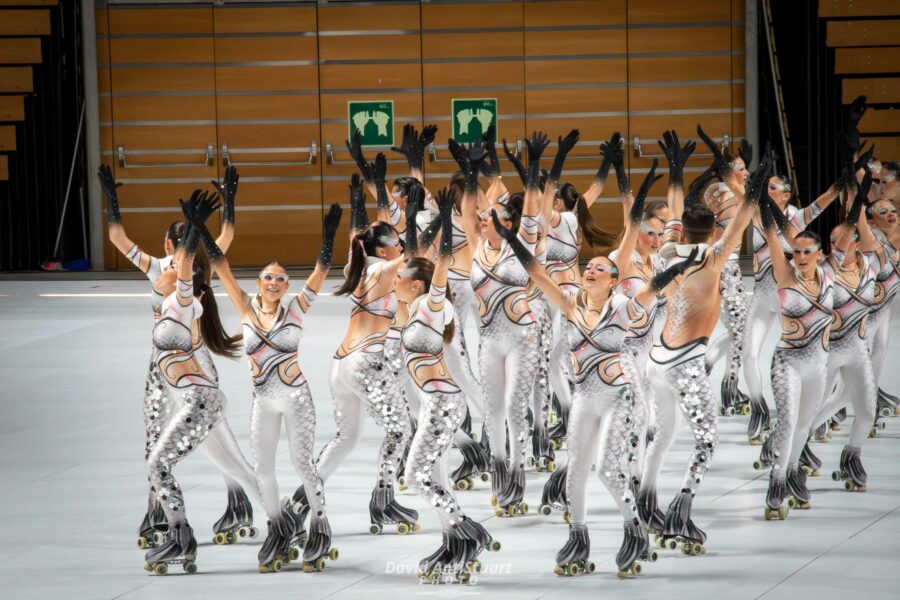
[217,66,319,92]
[524,0,625,26]
[525,29,626,57]
[628,26,732,53]
[105,96,216,122]
[525,59,626,85]
[0,66,32,92]
[628,0,732,24]
[0,9,50,35]
[112,125,217,151]
[819,0,900,18]
[0,38,42,64]
[629,55,732,82]
[107,39,214,64]
[213,6,316,33]
[630,84,733,111]
[424,1,522,28]
[827,20,900,47]
[526,87,627,114]
[109,67,214,94]
[0,0,58,5]
[0,95,24,121]
[319,34,421,62]
[860,108,900,133]
[0,155,7,181]
[869,136,900,161]
[842,78,900,103]
[215,37,317,63]
[424,32,521,60]
[217,94,319,121]
[0,125,17,150]
[107,8,212,35]
[835,48,900,74]
[224,210,323,267]
[318,4,419,30]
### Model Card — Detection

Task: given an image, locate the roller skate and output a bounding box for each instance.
[753,432,777,470]
[636,488,666,541]
[554,523,594,576]
[301,516,339,572]
[418,531,453,583]
[786,466,811,509]
[829,407,847,432]
[832,446,867,492]
[258,509,296,573]
[137,501,167,549]
[763,473,790,520]
[369,486,420,535]
[529,423,556,473]
[799,443,822,477]
[419,531,480,584]
[491,460,528,517]
[548,394,568,451]
[720,374,749,416]
[144,521,197,575]
[660,489,707,556]
[451,433,490,491]
[539,464,568,516]
[814,421,831,443]
[290,484,312,525]
[877,387,899,416]
[456,516,501,553]
[747,399,771,445]
[212,486,257,545]
[616,519,652,577]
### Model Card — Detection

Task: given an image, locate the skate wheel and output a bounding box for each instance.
[680,543,690,554]
[456,479,471,491]
[272,558,283,572]
[527,456,535,467]
[519,503,528,514]
[563,512,571,524]
[547,461,556,473]
[778,506,788,520]
[412,523,421,532]
[741,404,751,416]
[566,563,580,577]
[549,413,558,425]
[787,497,798,509]
[549,439,558,451]
[832,471,841,482]
[238,526,249,538]
[495,507,505,517]
[153,562,168,576]
[880,407,892,418]
[507,505,517,517]
[397,522,410,535]
[764,508,772,521]
[288,547,300,561]
[301,563,314,573]
[666,539,677,550]
[753,460,763,470]
[617,570,628,579]
[540,504,552,516]
[586,561,596,573]
[490,495,497,507]
[480,472,490,482]
[152,531,164,546]
[648,551,658,562]
[429,570,442,584]
[249,527,258,538]
[213,532,228,545]
[489,540,501,552]
[226,531,237,544]
[800,465,811,475]
[143,562,152,572]
[137,536,149,549]
[467,559,482,573]
[811,469,820,478]
[844,481,853,491]
[554,565,565,576]
[725,407,735,417]
[329,547,339,561]
[369,524,382,535]
[869,428,877,438]
[631,562,642,575]
[398,483,408,492]
[692,543,703,556]
[316,557,327,571]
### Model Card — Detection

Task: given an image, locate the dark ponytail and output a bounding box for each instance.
[336,221,398,296]
[192,265,242,358]
[402,256,456,344]
[561,183,614,247]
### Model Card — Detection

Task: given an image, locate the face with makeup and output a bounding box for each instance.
[394,269,425,304]
[375,230,403,260]
[637,217,665,256]
[869,199,897,233]
[725,157,749,187]
[791,236,822,278]
[767,176,792,209]
[257,262,290,305]
[582,257,619,293]
[830,224,859,259]
[876,166,899,203]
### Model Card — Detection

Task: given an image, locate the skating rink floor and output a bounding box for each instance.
[1,277,899,600]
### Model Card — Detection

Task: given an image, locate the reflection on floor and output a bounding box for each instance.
[0,279,898,600]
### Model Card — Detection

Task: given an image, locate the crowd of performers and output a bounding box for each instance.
[100,93,900,581]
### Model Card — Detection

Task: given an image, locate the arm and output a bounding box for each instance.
[371,153,392,224]
[583,136,615,208]
[305,203,343,297]
[348,173,369,237]
[614,160,659,275]
[211,165,239,253]
[97,165,155,272]
[718,151,772,268]
[176,191,221,307]
[521,131,550,240]
[760,198,796,287]
[404,185,423,256]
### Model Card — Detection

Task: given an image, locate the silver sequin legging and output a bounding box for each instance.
[407,386,468,529]
[642,340,719,494]
[565,378,638,525]
[706,259,748,391]
[148,385,262,525]
[316,348,411,490]
[446,279,485,421]
[250,376,326,522]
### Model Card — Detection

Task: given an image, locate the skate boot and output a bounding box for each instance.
[451,434,491,491]
[616,518,652,577]
[719,374,740,416]
[529,422,556,473]
[213,486,257,545]
[661,489,707,555]
[876,387,899,416]
[258,509,296,573]
[491,459,528,517]
[832,446,867,491]
[814,421,831,443]
[137,500,167,549]
[456,516,501,554]
[786,466,811,509]
[636,488,666,539]
[764,472,790,520]
[418,531,453,584]
[799,443,822,476]
[144,521,197,575]
[301,516,339,572]
[548,394,568,450]
[290,484,312,526]
[369,486,420,535]
[747,399,771,445]
[554,523,594,576]
[754,432,777,470]
[829,407,847,432]
[540,463,569,517]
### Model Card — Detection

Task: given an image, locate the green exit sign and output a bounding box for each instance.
[451,98,498,143]
[348,100,394,147]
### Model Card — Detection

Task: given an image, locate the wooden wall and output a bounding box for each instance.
[97,0,746,269]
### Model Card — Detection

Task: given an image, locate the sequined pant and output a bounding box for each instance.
[742,274,780,403]
[250,376,326,522]
[867,301,895,391]
[407,384,467,530]
[148,385,261,525]
[769,347,828,478]
[707,259,748,389]
[478,315,540,500]
[385,334,421,422]
[531,298,553,454]
[446,279,484,421]
[808,335,876,449]
[620,333,654,484]
[643,339,718,494]
[547,302,573,417]
[317,347,411,491]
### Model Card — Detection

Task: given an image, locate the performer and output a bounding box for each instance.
[754,198,833,519]
[143,192,265,575]
[201,204,343,572]
[638,133,769,555]
[97,166,256,551]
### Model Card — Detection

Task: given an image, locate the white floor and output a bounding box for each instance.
[0,278,898,600]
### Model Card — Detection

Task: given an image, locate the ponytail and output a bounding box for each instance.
[575,193,615,247]
[442,284,456,344]
[337,231,368,296]
[190,263,242,358]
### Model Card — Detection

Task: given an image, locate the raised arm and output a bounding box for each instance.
[450,138,488,250]
[760,197,796,287]
[614,160,660,275]
[177,190,221,306]
[304,203,343,298]
[348,173,369,239]
[427,189,455,314]
[210,165,239,253]
[391,123,435,184]
[719,150,771,268]
[583,133,618,207]
[853,171,882,257]
[97,165,153,270]
[521,131,550,233]
[404,184,424,257]
[544,130,580,223]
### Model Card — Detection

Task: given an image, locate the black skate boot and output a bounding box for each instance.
[456,515,501,554]
[554,523,594,576]
[832,446,867,491]
[636,487,666,539]
[529,419,556,473]
[764,472,790,520]
[258,509,296,573]
[369,486,419,535]
[616,518,652,577]
[137,499,168,549]
[301,516,339,572]
[786,466,811,509]
[719,374,740,416]
[747,399,771,445]
[492,459,527,517]
[144,521,197,575]
[830,407,847,432]
[662,489,707,555]
[418,530,453,583]
[213,486,257,545]
[540,463,569,517]
[451,434,491,491]
[877,387,899,416]
[754,431,777,470]
[814,421,831,443]
[799,443,822,476]
[548,393,568,450]
[290,484,312,526]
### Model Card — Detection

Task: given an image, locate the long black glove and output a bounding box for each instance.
[844,168,872,228]
[502,138,527,186]
[212,165,239,225]
[630,160,661,225]
[405,184,423,254]
[97,164,123,225]
[854,143,875,173]
[371,153,389,210]
[739,139,753,169]
[524,131,550,190]
[180,190,222,261]
[848,95,867,129]
[346,131,372,182]
[600,132,627,194]
[348,173,369,231]
[319,203,343,267]
[449,139,487,193]
[418,214,443,249]
[658,130,696,189]
[763,196,788,233]
[650,247,699,292]
[491,209,535,269]
[548,129,580,184]
[743,144,773,206]
[685,166,717,207]
[480,125,502,179]
[436,189,454,258]
[697,125,730,181]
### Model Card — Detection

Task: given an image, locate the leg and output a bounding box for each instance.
[249,390,284,520]
[743,294,779,440]
[548,308,573,442]
[479,329,510,504]
[763,350,802,518]
[315,358,366,483]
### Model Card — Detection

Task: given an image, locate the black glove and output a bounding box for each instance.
[651,247,699,292]
[739,139,753,169]
[502,138,527,186]
[346,131,372,182]
[390,124,416,170]
[405,184,423,254]
[594,153,612,184]
[212,165,239,225]
[480,124,501,179]
[449,138,487,193]
[759,196,777,232]
[436,188,454,258]
[491,209,534,269]
[685,166,717,207]
[180,190,222,260]
[348,173,369,231]
[848,95,867,129]
[600,132,627,194]
[319,203,343,267]
[371,153,389,209]
[844,169,871,227]
[765,197,788,232]
[97,164,123,225]
[524,131,551,189]
[630,160,661,225]
[743,144,773,205]
[418,214,443,249]
[854,143,875,173]
[697,125,729,181]
[548,129,580,184]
